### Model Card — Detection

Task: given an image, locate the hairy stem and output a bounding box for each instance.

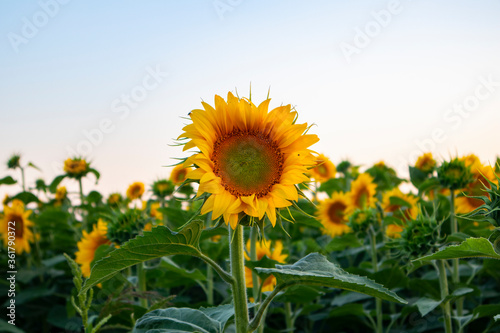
[437,260,453,333]
[369,226,383,333]
[229,224,249,333]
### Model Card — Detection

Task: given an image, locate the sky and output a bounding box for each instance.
[1,0,500,201]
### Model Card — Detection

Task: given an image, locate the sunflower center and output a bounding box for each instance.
[317,164,328,177]
[327,201,347,224]
[354,188,370,208]
[10,214,24,239]
[212,130,283,197]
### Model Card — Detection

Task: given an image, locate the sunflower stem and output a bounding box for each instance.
[78,178,84,206]
[449,190,463,316]
[205,212,214,305]
[137,262,148,308]
[369,226,382,333]
[20,166,26,192]
[229,224,249,333]
[285,302,294,332]
[437,260,453,333]
[250,227,263,333]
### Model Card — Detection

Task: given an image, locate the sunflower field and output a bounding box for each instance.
[2,93,500,333]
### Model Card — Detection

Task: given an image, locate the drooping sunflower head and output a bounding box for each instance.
[179,92,319,229]
[55,186,67,201]
[2,199,34,254]
[244,239,287,292]
[126,182,145,200]
[317,192,350,238]
[75,219,111,278]
[347,173,377,213]
[152,179,174,198]
[310,154,336,183]
[415,153,436,174]
[64,157,89,178]
[169,164,192,185]
[382,188,419,221]
[7,154,21,169]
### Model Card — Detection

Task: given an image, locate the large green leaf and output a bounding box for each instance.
[414,237,500,261]
[0,176,16,186]
[133,304,236,333]
[81,221,205,294]
[256,253,406,304]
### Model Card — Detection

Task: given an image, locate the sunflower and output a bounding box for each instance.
[381,188,418,221]
[317,192,350,237]
[179,92,318,228]
[169,165,192,185]
[1,199,34,254]
[127,182,145,200]
[310,154,336,182]
[455,159,496,214]
[64,158,88,177]
[347,173,377,213]
[75,219,111,278]
[415,153,436,173]
[55,186,67,201]
[244,239,287,292]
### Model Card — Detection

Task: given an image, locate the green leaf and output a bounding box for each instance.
[0,176,16,186]
[133,305,236,333]
[415,297,441,317]
[256,253,406,304]
[81,221,207,294]
[27,162,41,171]
[49,175,66,193]
[88,168,100,183]
[414,237,500,261]
[11,191,39,204]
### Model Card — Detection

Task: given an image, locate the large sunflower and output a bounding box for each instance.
[310,153,336,182]
[317,192,350,237]
[244,239,287,292]
[456,157,496,214]
[179,92,318,228]
[75,219,111,277]
[1,199,34,254]
[347,173,377,213]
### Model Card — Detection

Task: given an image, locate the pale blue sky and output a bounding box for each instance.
[1,0,500,199]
